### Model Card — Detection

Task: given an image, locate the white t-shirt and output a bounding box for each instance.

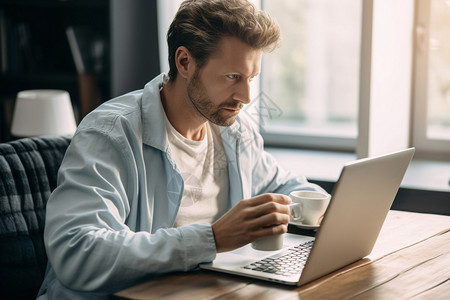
[164,115,229,227]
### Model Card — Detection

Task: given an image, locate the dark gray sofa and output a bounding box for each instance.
[0,135,71,300]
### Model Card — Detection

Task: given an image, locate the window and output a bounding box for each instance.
[413,0,450,156]
[156,0,450,159]
[156,0,184,73]
[260,0,361,151]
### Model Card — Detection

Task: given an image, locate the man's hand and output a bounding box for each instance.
[211,193,291,253]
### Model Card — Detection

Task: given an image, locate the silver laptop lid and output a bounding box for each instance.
[298,147,415,285]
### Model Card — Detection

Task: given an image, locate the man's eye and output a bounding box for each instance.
[227,74,240,79]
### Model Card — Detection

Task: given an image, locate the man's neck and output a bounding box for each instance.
[160,78,206,141]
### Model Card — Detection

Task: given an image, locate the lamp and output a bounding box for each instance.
[11,89,77,137]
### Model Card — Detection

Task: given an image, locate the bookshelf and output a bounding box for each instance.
[0,0,160,142]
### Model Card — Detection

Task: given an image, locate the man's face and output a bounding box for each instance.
[186,36,263,126]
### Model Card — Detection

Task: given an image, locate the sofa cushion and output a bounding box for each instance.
[0,136,71,300]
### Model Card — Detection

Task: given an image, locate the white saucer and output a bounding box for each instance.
[289,222,320,230]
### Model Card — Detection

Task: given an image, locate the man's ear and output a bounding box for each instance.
[175,46,194,79]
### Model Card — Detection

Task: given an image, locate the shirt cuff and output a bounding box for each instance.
[178,223,217,270]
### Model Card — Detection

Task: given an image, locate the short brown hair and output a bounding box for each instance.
[166,0,281,81]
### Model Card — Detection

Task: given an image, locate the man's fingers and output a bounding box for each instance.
[252,223,289,239]
[212,193,294,252]
[240,199,290,221]
[241,193,291,207]
[248,211,290,228]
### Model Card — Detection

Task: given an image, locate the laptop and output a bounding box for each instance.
[200,147,415,286]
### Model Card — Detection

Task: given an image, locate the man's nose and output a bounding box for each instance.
[234,80,252,104]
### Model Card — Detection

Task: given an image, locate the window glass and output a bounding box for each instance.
[260,0,361,141]
[426,0,450,140]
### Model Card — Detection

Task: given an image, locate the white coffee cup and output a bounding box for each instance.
[289,190,331,226]
[251,234,284,251]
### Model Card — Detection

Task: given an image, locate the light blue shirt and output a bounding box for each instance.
[38,74,321,299]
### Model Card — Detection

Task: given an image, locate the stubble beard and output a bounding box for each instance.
[187,70,241,127]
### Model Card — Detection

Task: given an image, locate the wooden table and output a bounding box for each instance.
[112,210,450,300]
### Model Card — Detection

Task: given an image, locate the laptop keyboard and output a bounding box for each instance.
[242,240,314,277]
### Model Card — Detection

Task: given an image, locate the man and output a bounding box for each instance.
[37,0,322,299]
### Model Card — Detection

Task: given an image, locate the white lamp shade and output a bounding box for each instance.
[11,89,77,137]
